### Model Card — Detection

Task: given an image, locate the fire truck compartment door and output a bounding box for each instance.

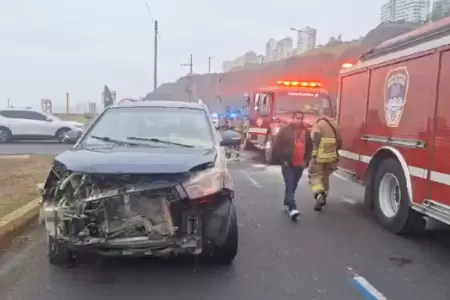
[252,92,273,130]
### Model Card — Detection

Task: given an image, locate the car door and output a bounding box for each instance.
[19,111,55,137]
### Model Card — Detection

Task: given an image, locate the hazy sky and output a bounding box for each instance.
[0,0,384,111]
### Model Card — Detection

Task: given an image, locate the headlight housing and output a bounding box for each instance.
[183,167,224,199]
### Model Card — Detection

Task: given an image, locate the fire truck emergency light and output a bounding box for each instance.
[276,81,321,88]
[341,63,353,68]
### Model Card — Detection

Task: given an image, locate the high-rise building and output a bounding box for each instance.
[296,26,317,54]
[275,37,293,60]
[265,38,277,62]
[380,0,430,23]
[432,0,450,14]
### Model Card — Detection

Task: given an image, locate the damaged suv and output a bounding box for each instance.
[41,101,238,265]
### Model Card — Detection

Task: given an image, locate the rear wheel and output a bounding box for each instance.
[373,158,425,234]
[0,127,11,143]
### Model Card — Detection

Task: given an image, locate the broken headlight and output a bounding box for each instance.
[183,167,225,199]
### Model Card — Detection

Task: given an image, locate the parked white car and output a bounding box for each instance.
[0,107,84,143]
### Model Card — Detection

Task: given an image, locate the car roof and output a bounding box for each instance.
[0,107,34,111]
[110,100,206,110]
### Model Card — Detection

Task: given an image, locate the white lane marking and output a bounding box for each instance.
[341,197,357,205]
[350,276,388,300]
[241,170,262,187]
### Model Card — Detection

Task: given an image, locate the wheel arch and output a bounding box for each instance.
[0,125,12,135]
[364,146,414,207]
[55,127,71,137]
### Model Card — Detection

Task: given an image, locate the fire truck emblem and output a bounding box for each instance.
[256,118,263,126]
[384,66,409,127]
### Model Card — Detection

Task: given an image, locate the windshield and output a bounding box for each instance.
[275,94,331,115]
[81,106,215,148]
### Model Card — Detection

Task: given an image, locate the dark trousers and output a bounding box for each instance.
[282,165,304,210]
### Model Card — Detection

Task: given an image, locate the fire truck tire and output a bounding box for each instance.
[373,158,426,234]
[264,135,275,165]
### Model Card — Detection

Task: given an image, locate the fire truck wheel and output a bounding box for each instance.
[373,158,426,234]
[264,136,275,165]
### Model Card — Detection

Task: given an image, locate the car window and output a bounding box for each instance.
[81,106,215,148]
[0,110,20,118]
[22,111,47,121]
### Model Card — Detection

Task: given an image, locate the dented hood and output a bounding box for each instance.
[54,146,217,174]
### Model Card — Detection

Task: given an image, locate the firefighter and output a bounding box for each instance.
[272,111,312,221]
[308,107,342,211]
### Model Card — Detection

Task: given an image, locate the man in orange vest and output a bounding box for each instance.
[272,111,312,221]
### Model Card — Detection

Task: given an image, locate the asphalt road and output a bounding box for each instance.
[0,141,72,155]
[1,152,450,300]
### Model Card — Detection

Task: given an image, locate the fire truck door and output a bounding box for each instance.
[428,50,450,208]
[250,92,273,144]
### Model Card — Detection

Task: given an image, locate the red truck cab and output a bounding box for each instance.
[242,80,333,164]
[337,17,450,234]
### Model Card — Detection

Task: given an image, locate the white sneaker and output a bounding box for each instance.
[289,209,300,221]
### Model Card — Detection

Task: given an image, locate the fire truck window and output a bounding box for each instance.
[259,93,272,116]
[253,93,260,111]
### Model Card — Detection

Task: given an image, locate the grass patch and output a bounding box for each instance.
[54,113,96,125]
[0,155,54,218]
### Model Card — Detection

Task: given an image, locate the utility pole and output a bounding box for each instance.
[153,20,158,91]
[181,54,194,101]
[7,97,10,107]
[208,56,212,74]
[181,54,193,74]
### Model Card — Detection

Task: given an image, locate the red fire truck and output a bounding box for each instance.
[337,17,450,234]
[241,80,333,164]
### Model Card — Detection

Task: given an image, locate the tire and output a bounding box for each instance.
[0,126,11,143]
[264,135,275,165]
[55,128,70,143]
[47,235,73,265]
[205,203,238,265]
[372,158,426,234]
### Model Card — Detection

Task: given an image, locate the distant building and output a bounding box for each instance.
[256,55,264,64]
[432,0,450,15]
[222,60,234,72]
[380,0,429,23]
[275,37,293,60]
[222,51,259,72]
[295,26,317,54]
[265,38,277,62]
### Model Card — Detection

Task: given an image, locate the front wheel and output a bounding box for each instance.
[204,203,238,264]
[47,235,73,265]
[264,136,275,165]
[55,128,70,144]
[372,158,425,234]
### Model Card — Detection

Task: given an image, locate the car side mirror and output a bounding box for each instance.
[46,118,53,122]
[66,129,82,141]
